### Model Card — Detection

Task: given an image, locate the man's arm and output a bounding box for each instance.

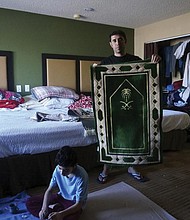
[48,201,83,220]
[39,185,54,220]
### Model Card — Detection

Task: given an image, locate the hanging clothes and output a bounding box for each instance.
[174,40,190,59]
[174,40,190,78]
[163,43,181,77]
[182,52,190,87]
[160,42,182,85]
[163,46,173,78]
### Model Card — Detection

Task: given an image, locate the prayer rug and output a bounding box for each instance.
[91,62,162,165]
[81,182,176,220]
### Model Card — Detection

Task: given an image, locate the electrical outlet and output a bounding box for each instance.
[25,85,30,92]
[16,85,22,92]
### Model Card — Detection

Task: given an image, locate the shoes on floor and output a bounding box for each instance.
[128,172,149,182]
[128,166,149,182]
[97,173,108,184]
[97,169,149,184]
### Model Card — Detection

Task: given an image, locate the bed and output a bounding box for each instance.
[0,53,189,197]
[1,96,189,197]
[161,79,190,150]
[0,53,103,197]
[162,109,190,150]
[0,92,99,197]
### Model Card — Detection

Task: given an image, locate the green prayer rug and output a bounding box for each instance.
[91,62,162,165]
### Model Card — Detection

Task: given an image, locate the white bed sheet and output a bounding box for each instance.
[1,96,189,158]
[162,109,190,132]
[0,97,97,158]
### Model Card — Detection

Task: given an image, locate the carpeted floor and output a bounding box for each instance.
[27,144,190,220]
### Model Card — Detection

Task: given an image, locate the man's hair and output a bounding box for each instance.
[109,30,127,42]
[55,146,77,167]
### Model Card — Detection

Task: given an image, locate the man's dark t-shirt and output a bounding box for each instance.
[100,53,142,65]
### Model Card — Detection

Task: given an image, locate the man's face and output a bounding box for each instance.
[58,165,74,176]
[109,34,126,56]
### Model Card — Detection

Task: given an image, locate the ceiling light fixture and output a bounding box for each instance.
[73,14,81,19]
[84,7,94,12]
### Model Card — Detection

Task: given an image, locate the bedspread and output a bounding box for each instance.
[162,109,190,132]
[0,106,97,158]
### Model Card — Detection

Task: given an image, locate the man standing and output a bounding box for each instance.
[97,30,160,184]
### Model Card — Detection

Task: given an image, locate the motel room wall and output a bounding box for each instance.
[0,8,134,94]
[134,12,190,58]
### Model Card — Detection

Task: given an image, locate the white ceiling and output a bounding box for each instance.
[0,0,190,28]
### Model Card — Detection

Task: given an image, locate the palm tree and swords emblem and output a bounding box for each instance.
[120,88,133,110]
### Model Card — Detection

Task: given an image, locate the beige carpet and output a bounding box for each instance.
[81,182,176,220]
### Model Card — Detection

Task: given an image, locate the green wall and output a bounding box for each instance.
[0,8,135,94]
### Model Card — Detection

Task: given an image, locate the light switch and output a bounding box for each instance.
[16,85,21,92]
[25,85,30,92]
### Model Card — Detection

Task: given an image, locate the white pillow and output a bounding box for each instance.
[31,86,79,101]
[23,95,37,102]
[40,97,74,109]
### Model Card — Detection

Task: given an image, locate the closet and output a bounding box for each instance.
[144,35,190,107]
[145,36,190,86]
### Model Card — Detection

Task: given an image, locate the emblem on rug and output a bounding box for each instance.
[120,88,133,110]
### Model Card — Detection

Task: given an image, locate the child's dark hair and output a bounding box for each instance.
[109,30,127,42]
[55,146,77,167]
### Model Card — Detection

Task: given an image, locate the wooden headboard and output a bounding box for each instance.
[42,54,104,94]
[0,51,14,91]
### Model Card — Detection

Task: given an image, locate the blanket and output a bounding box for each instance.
[0,191,38,220]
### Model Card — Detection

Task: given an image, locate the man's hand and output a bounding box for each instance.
[39,209,49,220]
[151,54,161,63]
[48,211,64,220]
